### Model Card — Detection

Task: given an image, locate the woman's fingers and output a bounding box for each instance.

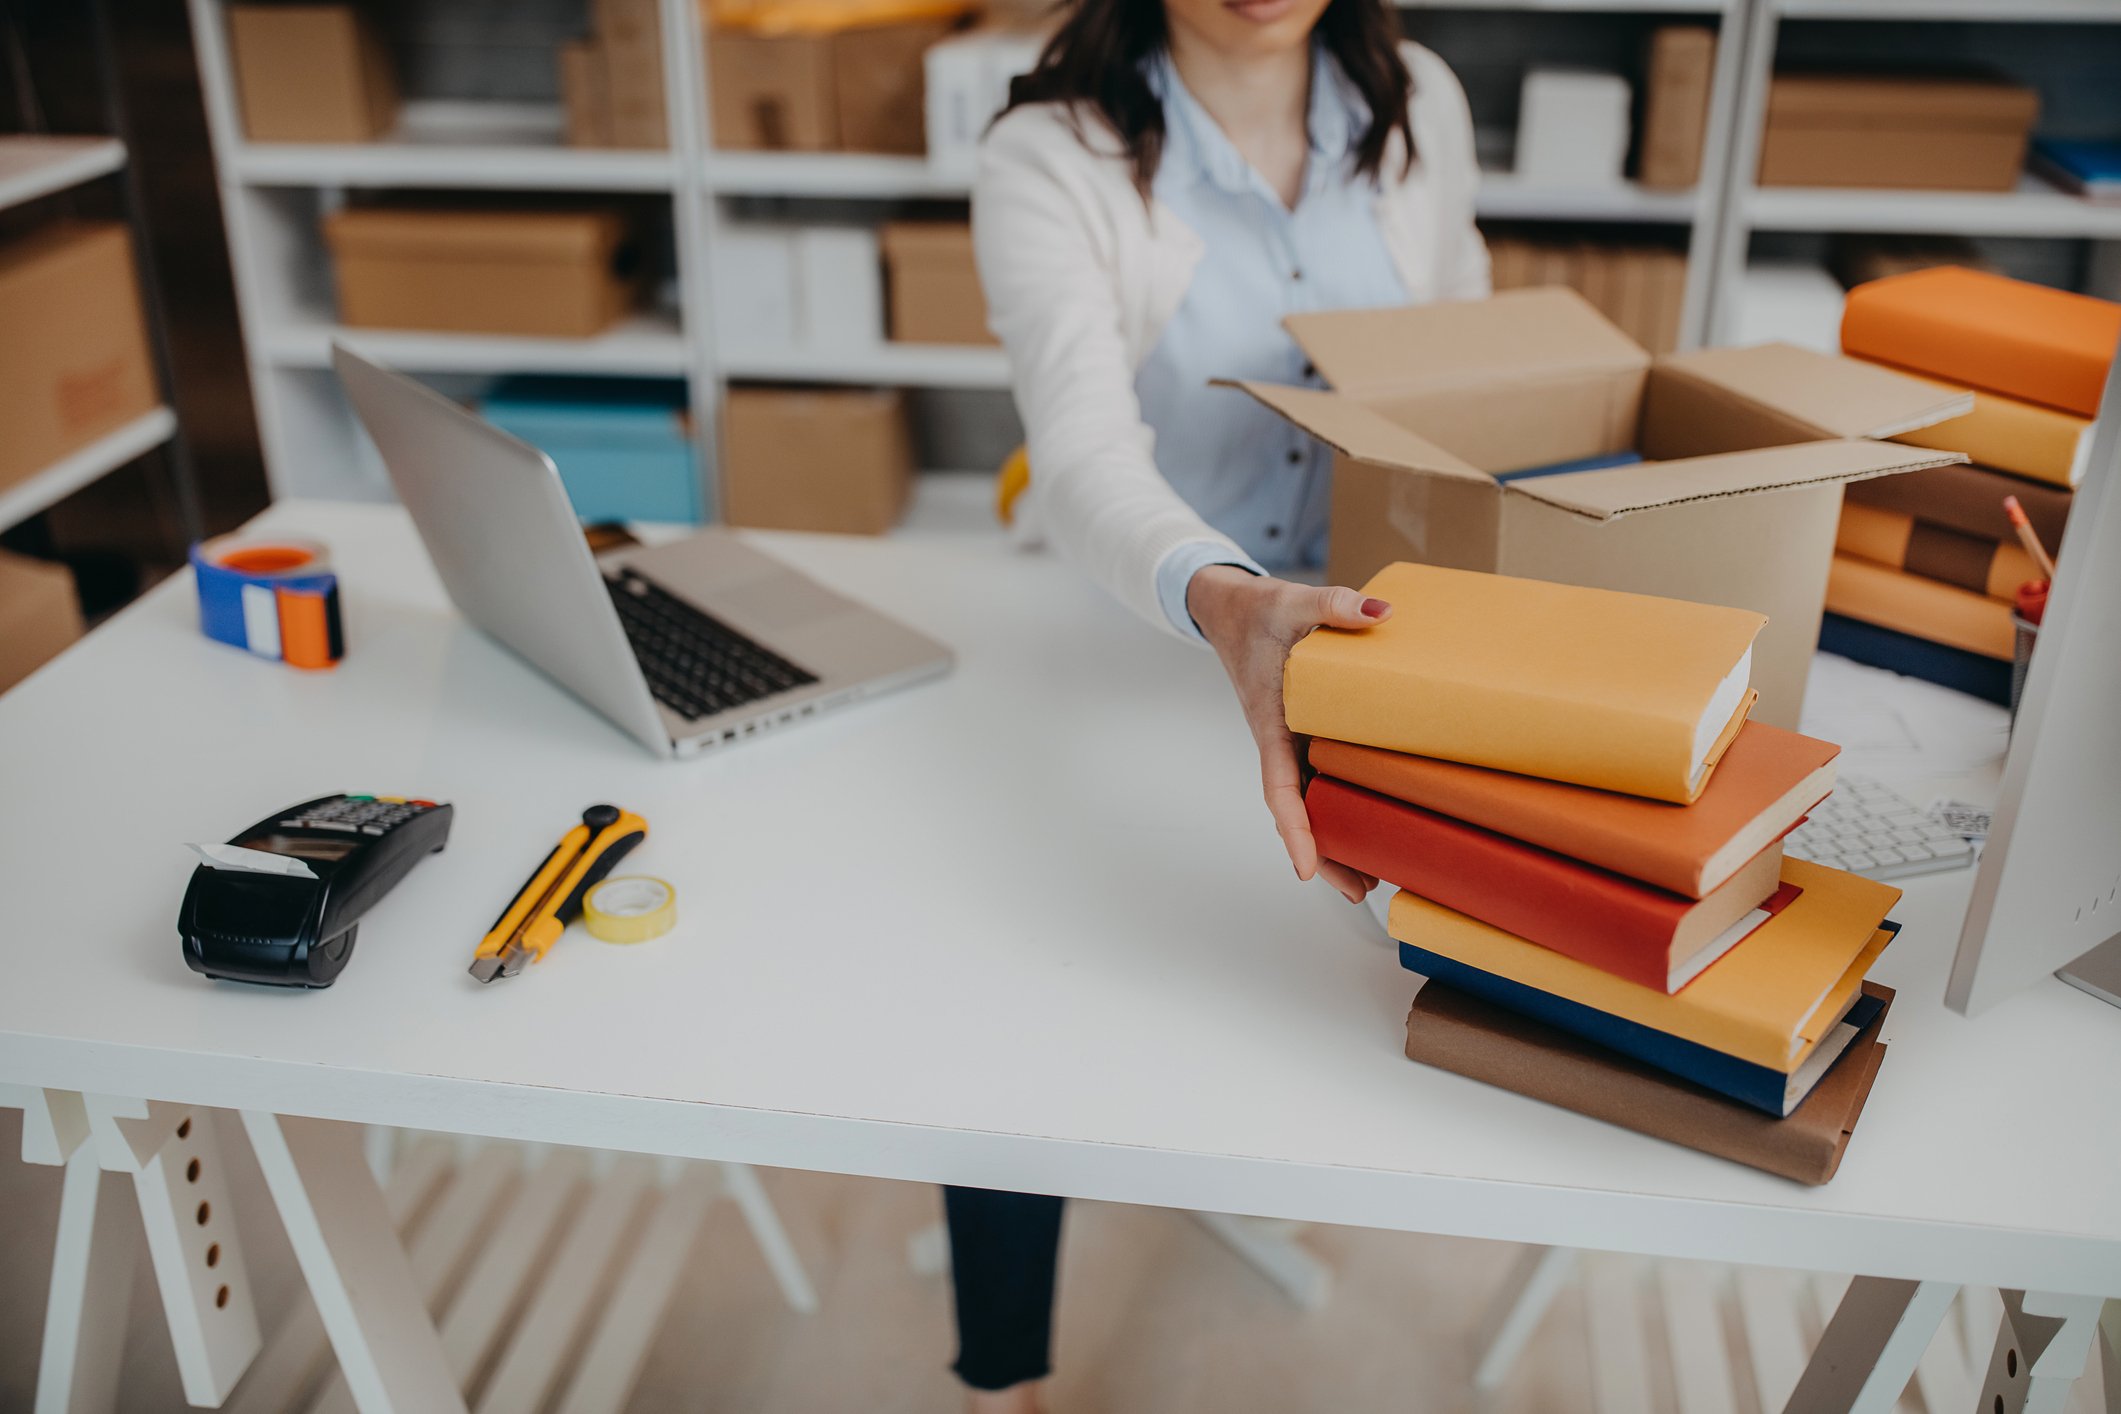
[1259,732,1320,880]
[1317,858,1373,905]
[1288,584,1391,635]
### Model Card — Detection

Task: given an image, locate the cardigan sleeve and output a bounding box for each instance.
[1408,44,1493,302]
[972,107,1253,640]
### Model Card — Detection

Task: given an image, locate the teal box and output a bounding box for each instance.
[478,377,704,525]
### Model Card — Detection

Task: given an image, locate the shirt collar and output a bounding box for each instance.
[1151,43,1359,202]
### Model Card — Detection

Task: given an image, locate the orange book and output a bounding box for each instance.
[1825,554,2016,661]
[1309,721,1837,900]
[1841,266,2121,418]
[1283,563,1765,805]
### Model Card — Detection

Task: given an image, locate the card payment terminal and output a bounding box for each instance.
[181,794,453,987]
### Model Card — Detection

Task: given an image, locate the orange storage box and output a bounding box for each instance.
[322,208,639,338]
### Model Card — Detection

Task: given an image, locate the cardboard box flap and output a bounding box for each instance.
[1282,287,1646,399]
[1221,380,1492,486]
[1505,439,1966,522]
[1767,74,2039,129]
[1659,342,1973,441]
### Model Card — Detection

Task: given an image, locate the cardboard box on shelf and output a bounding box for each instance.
[1515,68,1631,187]
[601,29,668,148]
[1485,237,1685,354]
[323,208,639,338]
[0,551,85,695]
[1228,288,1972,727]
[722,386,912,534]
[708,16,961,153]
[561,40,612,146]
[226,5,398,143]
[0,222,158,498]
[1638,26,1715,189]
[881,222,993,345]
[1758,74,2038,192]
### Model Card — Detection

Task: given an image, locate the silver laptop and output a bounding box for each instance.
[334,345,953,758]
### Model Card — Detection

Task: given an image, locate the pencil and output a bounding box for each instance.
[2003,495,2058,581]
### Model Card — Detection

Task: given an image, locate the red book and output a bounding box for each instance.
[1308,776,1787,992]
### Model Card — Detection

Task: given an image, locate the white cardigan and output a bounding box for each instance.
[970,43,1491,636]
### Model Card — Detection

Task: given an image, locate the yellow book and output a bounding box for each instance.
[1388,857,1901,1071]
[1858,360,2094,489]
[1283,563,1765,804]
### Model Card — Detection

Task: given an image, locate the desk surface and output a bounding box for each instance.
[2,489,2117,1298]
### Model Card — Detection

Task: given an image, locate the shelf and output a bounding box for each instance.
[0,136,127,214]
[704,151,974,199]
[1477,173,1702,223]
[1745,173,2121,239]
[262,313,691,376]
[722,342,1011,389]
[1774,0,2121,19]
[231,102,677,191]
[0,407,177,533]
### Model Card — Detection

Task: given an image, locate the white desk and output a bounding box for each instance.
[3,494,2117,1411]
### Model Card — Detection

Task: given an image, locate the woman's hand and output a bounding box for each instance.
[1187,565,1392,904]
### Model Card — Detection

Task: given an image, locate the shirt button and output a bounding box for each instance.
[1290,268,1304,281]
[1265,525,1282,539]
[1302,362,1317,379]
[1286,448,1303,465]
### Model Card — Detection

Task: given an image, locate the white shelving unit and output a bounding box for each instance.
[0,134,185,537]
[1704,0,2121,344]
[184,0,2116,507]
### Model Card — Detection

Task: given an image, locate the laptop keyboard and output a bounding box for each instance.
[605,568,819,722]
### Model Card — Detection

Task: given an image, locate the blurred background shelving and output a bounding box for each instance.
[130,0,2121,516]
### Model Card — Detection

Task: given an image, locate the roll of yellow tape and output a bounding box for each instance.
[582,876,677,944]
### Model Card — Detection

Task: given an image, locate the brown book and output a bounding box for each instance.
[1309,721,1836,900]
[1835,502,2042,602]
[1639,27,1716,189]
[1843,462,2071,551]
[1403,981,1894,1185]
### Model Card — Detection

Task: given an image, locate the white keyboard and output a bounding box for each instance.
[1783,776,1977,881]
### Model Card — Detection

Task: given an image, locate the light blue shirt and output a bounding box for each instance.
[1141,46,1408,641]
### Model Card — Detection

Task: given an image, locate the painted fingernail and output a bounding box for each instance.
[1361,598,1390,618]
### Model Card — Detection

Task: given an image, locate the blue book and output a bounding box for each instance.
[1398,920,1899,1118]
[1492,450,1644,484]
[2032,138,2121,197]
[1818,614,2012,706]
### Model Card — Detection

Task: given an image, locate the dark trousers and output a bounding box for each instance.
[943,1186,1067,1391]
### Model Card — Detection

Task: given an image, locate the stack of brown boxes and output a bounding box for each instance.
[1486,238,1687,355]
[226,4,399,142]
[721,387,913,534]
[562,0,669,148]
[880,223,993,345]
[705,0,978,154]
[1759,73,2039,192]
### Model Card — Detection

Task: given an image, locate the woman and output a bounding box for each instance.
[953,0,1487,1405]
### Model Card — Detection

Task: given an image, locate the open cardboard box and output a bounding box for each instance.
[1228,288,1973,726]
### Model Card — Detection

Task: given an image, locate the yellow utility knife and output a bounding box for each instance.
[471,805,647,982]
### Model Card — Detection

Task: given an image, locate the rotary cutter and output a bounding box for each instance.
[472,804,647,982]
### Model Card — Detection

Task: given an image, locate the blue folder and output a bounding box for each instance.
[1398,919,1899,1117]
[1492,450,1645,485]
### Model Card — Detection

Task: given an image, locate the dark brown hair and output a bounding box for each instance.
[1002,0,1415,194]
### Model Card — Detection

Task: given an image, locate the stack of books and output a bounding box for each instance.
[1826,266,2120,701]
[1291,563,1904,1185]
